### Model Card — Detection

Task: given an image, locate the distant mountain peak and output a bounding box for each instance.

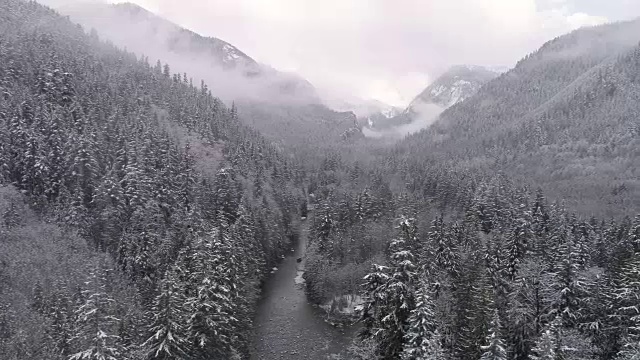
[112,2,151,15]
[407,65,499,111]
[364,65,499,133]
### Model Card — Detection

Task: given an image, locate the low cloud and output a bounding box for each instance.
[37,0,630,107]
[363,103,444,140]
[52,1,320,106]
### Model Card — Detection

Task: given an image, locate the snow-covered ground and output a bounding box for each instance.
[320,294,364,317]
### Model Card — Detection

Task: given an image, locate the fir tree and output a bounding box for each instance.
[401,281,441,360]
[480,310,508,360]
[529,328,556,360]
[69,265,122,360]
[143,266,191,360]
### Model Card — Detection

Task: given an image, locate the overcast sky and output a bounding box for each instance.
[43,0,640,106]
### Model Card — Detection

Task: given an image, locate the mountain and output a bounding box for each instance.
[367,65,498,131]
[57,1,320,104]
[396,19,640,217]
[116,2,257,71]
[57,2,374,155]
[406,65,499,111]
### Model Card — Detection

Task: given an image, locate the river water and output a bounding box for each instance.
[250,218,355,359]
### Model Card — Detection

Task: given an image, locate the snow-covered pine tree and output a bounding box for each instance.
[143,266,191,360]
[616,339,640,360]
[185,227,240,358]
[552,227,582,327]
[358,217,419,359]
[428,216,458,276]
[629,215,640,252]
[480,309,508,360]
[529,327,557,360]
[505,201,533,280]
[401,280,442,360]
[377,217,418,359]
[614,253,640,359]
[47,287,74,357]
[507,259,547,360]
[69,264,122,360]
[358,264,391,340]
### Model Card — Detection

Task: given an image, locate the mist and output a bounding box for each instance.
[362,102,444,140]
[56,1,320,107]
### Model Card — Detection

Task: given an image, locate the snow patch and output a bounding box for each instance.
[222,43,241,63]
[381,106,400,119]
[367,117,374,127]
[294,270,305,285]
[430,85,446,97]
[320,294,364,316]
[453,79,471,86]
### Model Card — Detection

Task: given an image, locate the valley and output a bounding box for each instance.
[0,1,639,360]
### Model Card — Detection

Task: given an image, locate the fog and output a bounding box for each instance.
[362,103,444,140]
[35,0,633,110]
[56,1,320,107]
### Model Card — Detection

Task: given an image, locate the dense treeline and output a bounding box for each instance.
[305,153,640,359]
[313,27,640,358]
[356,183,640,360]
[0,1,304,358]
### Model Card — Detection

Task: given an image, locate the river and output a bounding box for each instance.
[250,217,356,359]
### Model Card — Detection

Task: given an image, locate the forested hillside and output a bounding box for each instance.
[56,1,368,165]
[397,19,640,217]
[237,101,364,164]
[305,138,640,360]
[0,0,304,358]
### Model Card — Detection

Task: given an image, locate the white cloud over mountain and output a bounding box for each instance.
[39,0,634,106]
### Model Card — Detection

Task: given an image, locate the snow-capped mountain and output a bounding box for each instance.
[380,105,402,119]
[405,65,499,113]
[364,65,499,135]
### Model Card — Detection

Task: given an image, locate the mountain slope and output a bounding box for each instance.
[57,1,370,154]
[0,0,305,358]
[115,2,257,71]
[397,19,640,217]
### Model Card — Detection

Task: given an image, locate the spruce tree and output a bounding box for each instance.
[480,310,508,360]
[401,281,441,360]
[143,266,191,360]
[69,265,122,360]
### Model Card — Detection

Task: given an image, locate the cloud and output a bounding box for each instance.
[566,12,609,29]
[363,103,445,139]
[39,0,625,107]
